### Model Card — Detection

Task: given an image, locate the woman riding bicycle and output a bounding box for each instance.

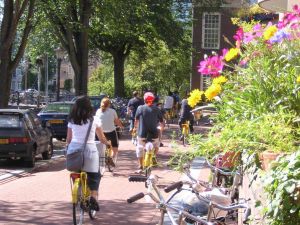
[66,96,110,211]
[134,92,164,173]
[96,97,124,165]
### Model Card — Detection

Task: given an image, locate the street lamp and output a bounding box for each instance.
[35,57,43,107]
[55,47,64,102]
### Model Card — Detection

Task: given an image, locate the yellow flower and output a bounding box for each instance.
[187,89,204,107]
[297,76,300,84]
[224,48,240,62]
[263,25,277,40]
[205,84,222,101]
[213,76,228,85]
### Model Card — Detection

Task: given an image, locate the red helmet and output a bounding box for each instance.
[143,92,155,102]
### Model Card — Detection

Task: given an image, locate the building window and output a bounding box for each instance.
[202,12,221,49]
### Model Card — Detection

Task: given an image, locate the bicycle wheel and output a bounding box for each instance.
[88,208,97,220]
[107,156,116,172]
[73,185,84,225]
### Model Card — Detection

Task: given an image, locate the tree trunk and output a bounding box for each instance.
[112,52,126,97]
[0,0,35,108]
[0,57,12,108]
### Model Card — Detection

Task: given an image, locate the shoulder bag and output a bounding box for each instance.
[66,118,94,171]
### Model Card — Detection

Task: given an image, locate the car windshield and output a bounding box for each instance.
[0,114,21,128]
[42,103,73,113]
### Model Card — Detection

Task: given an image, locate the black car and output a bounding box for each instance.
[0,109,53,167]
[37,102,74,141]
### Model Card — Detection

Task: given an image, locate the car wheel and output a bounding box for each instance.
[25,149,36,168]
[42,140,53,160]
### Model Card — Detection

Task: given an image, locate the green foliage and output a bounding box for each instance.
[88,38,191,97]
[263,150,300,225]
[90,0,187,96]
[217,39,300,122]
[167,142,196,171]
[190,112,298,161]
[126,39,191,96]
[88,63,114,97]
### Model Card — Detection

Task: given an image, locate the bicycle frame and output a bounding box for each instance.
[70,172,90,204]
[182,121,190,136]
[143,142,155,177]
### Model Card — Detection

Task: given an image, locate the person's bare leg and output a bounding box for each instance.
[138,157,143,168]
[91,190,98,200]
[154,147,159,155]
[112,147,118,158]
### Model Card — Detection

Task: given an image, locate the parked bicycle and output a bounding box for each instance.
[127,174,250,225]
[180,157,242,204]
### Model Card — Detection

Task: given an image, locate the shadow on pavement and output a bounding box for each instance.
[0,199,158,225]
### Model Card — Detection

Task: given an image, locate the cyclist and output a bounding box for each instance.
[96,97,124,164]
[164,91,174,116]
[134,92,164,173]
[178,98,194,140]
[66,96,110,211]
[127,91,144,132]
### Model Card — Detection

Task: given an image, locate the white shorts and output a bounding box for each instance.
[136,137,159,158]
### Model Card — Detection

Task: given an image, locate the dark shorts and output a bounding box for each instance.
[104,130,119,147]
[87,171,101,191]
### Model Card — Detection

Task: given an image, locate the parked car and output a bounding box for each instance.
[37,102,74,141]
[0,109,53,167]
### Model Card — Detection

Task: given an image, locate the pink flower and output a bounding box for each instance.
[243,24,263,44]
[234,27,243,48]
[198,55,224,77]
[293,4,300,13]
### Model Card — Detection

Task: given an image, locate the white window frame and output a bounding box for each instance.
[202,12,221,50]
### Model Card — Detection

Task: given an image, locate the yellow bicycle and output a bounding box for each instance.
[143,142,156,178]
[70,172,97,225]
[105,145,117,172]
[181,121,190,146]
[165,109,175,126]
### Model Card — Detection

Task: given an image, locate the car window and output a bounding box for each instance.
[41,103,73,113]
[0,113,21,128]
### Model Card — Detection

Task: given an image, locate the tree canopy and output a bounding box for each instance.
[90,0,185,97]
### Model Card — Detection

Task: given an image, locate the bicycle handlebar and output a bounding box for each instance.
[204,159,238,176]
[128,175,148,182]
[164,181,183,193]
[127,192,145,203]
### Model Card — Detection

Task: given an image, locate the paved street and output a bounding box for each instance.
[0,125,210,225]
